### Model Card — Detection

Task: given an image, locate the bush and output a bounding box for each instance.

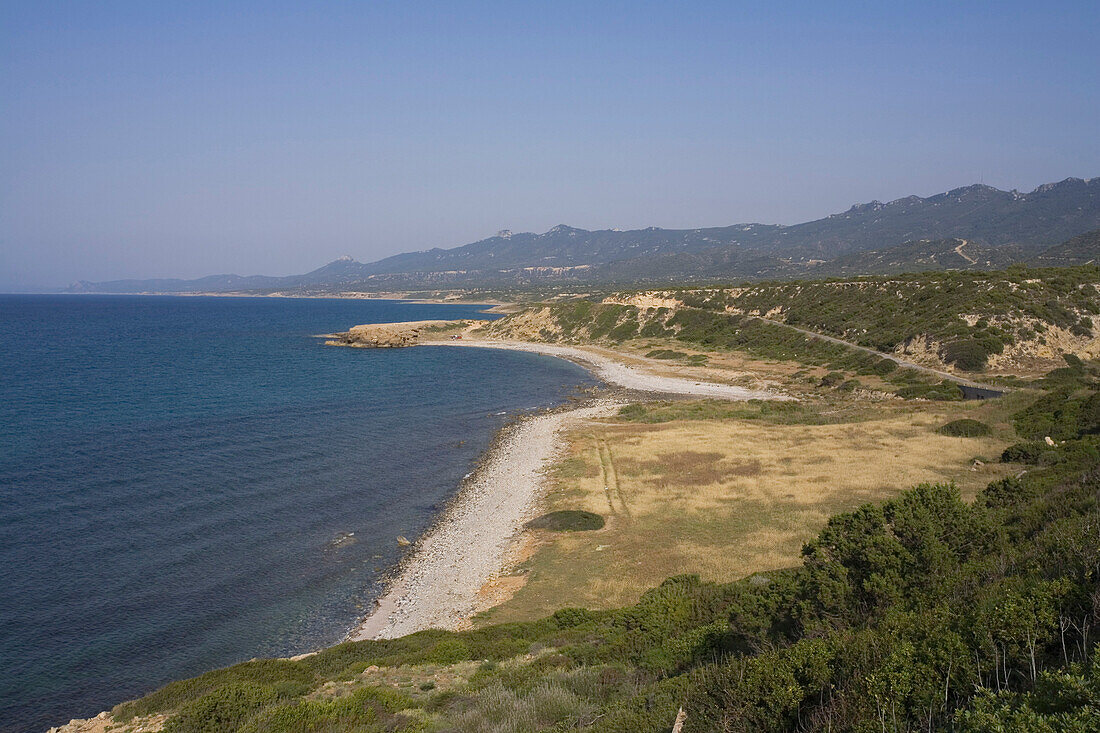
[552,607,597,628]
[646,349,689,360]
[981,477,1034,508]
[940,340,990,371]
[1001,442,1048,464]
[872,358,899,375]
[425,639,472,664]
[163,684,277,733]
[526,511,605,532]
[895,381,964,401]
[937,419,992,437]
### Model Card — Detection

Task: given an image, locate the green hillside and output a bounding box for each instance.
[490,266,1099,376]
[1032,229,1100,267]
[810,238,1023,277]
[673,266,1099,371]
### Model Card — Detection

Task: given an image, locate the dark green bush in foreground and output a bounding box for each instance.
[937,418,992,437]
[116,360,1100,732]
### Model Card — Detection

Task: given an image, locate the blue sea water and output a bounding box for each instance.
[0,295,596,733]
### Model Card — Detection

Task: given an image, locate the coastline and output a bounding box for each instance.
[429,337,789,401]
[44,327,795,732]
[347,336,790,640]
[349,401,618,640]
[49,290,512,308]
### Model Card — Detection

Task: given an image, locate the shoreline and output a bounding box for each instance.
[43,328,793,729]
[428,337,789,401]
[347,337,790,640]
[45,291,511,307]
[349,400,619,640]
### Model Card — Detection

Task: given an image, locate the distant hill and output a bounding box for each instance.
[809,238,1025,278]
[66,176,1100,292]
[1030,228,1100,267]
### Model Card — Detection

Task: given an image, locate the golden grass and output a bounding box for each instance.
[475,397,1020,625]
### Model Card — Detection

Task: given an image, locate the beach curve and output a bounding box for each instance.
[430,337,788,401]
[348,337,790,641]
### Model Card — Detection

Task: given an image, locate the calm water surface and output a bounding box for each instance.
[0,295,595,732]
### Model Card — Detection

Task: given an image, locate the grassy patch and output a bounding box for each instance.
[554,457,596,479]
[646,348,709,365]
[525,511,605,532]
[482,400,1016,625]
[616,399,836,425]
[646,349,688,359]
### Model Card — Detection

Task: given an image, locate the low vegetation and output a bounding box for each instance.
[107,360,1100,731]
[484,397,1015,623]
[487,265,1099,377]
[525,511,605,532]
[617,399,837,425]
[489,300,961,399]
[675,265,1099,371]
[937,418,993,437]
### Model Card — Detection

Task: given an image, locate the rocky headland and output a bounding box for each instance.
[324,320,463,348]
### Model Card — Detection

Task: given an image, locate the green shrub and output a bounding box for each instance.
[239,687,417,733]
[163,684,277,733]
[425,638,472,664]
[1001,442,1048,463]
[608,321,639,341]
[1062,353,1085,369]
[895,381,964,401]
[646,349,688,360]
[937,419,992,437]
[872,358,899,375]
[551,607,598,630]
[526,510,605,532]
[981,477,1034,509]
[115,660,315,722]
[940,339,990,371]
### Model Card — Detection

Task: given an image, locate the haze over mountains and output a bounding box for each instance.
[67,177,1100,294]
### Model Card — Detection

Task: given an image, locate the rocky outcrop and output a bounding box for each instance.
[47,711,166,733]
[326,320,461,348]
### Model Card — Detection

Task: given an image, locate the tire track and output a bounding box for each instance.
[596,437,631,519]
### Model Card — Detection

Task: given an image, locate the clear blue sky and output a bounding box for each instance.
[2,1,1099,290]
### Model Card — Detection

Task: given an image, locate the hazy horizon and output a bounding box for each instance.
[3,2,1100,291]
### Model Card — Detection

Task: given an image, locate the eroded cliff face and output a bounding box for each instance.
[325,320,460,348]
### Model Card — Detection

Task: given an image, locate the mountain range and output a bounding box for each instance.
[66,176,1100,293]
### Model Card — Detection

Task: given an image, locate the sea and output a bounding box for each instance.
[0,295,596,733]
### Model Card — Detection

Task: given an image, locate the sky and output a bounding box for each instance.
[2,1,1099,291]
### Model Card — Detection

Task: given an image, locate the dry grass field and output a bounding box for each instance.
[475,393,1026,625]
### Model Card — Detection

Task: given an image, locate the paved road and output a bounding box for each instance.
[747,315,1007,392]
